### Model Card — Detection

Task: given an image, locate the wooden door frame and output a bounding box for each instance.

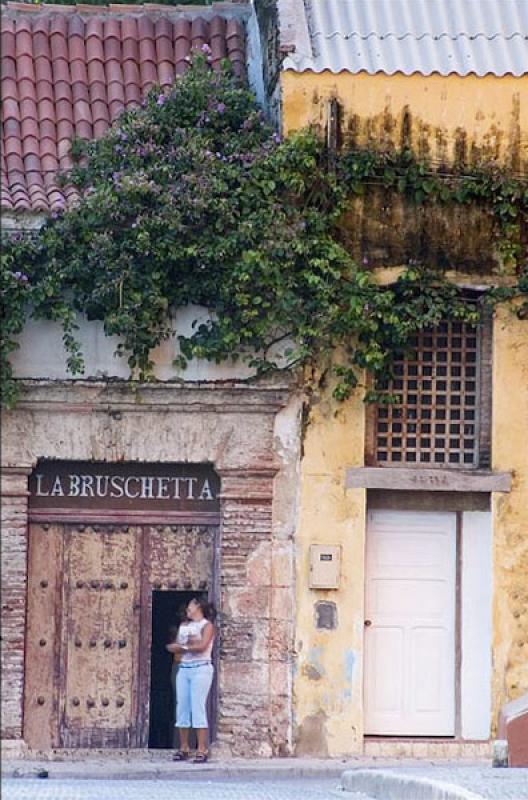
[363,508,459,738]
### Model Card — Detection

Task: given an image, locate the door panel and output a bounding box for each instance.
[364,510,456,736]
[60,524,142,747]
[24,524,63,750]
[138,525,215,745]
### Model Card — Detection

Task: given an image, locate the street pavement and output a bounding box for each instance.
[1,777,352,800]
[3,761,528,800]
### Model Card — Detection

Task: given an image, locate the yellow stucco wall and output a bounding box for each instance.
[281,71,527,169]
[286,70,527,754]
[491,306,528,729]
[294,375,366,756]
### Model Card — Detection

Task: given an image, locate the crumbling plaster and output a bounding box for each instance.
[491,307,528,730]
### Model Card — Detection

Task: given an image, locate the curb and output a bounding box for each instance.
[340,769,484,800]
[3,761,349,781]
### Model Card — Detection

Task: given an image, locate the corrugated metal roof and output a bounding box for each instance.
[282,0,528,77]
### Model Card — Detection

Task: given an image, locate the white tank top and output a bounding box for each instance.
[177,618,214,663]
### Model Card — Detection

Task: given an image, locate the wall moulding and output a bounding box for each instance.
[346,467,512,493]
[9,380,295,415]
[27,509,221,525]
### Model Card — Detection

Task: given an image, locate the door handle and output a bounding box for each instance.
[364,619,372,627]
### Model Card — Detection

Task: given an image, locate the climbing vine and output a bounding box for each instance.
[339,147,527,270]
[1,55,526,408]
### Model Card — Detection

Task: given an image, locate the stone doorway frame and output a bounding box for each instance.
[1,380,298,758]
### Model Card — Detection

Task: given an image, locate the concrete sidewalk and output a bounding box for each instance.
[4,754,368,781]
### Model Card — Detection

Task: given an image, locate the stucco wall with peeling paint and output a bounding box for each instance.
[285,70,528,755]
[293,375,367,756]
[281,71,527,273]
[282,72,526,169]
[491,307,528,732]
[293,310,528,757]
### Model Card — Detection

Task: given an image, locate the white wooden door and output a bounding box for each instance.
[364,510,456,735]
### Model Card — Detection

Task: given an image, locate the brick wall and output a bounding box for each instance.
[217,468,294,756]
[1,467,31,740]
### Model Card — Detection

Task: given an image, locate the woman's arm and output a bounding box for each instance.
[182,622,214,654]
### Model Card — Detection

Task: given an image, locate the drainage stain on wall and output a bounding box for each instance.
[282,71,526,273]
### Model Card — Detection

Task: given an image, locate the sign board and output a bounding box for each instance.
[29,461,220,513]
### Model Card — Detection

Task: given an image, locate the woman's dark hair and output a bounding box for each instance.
[168,624,179,643]
[193,597,217,622]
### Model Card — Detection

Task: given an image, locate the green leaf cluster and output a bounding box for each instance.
[1,55,526,408]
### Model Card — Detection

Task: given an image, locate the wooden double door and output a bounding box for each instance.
[24,521,216,750]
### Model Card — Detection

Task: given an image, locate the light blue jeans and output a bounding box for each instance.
[175,661,214,729]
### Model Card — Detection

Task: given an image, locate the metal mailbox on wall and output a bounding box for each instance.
[309,544,341,589]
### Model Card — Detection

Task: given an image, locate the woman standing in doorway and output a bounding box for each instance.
[166,597,216,763]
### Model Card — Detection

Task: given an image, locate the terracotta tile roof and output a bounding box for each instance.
[1,3,246,213]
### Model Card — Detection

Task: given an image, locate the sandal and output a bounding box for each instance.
[172,750,190,761]
[193,751,208,763]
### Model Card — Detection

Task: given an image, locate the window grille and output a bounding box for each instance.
[368,319,491,468]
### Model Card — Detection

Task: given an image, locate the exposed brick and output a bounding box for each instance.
[0,469,30,741]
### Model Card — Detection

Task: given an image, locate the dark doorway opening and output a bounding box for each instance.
[148,590,207,749]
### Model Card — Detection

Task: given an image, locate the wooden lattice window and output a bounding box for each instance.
[366,318,492,469]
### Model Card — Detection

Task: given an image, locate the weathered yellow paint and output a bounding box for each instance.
[294,309,528,755]
[287,68,527,755]
[491,305,528,730]
[294,376,366,756]
[282,71,527,169]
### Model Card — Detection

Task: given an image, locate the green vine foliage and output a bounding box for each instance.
[339,147,528,269]
[1,55,527,409]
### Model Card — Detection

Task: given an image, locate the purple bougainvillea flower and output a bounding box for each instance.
[216,102,226,114]
[201,44,212,54]
[13,271,29,282]
[156,94,167,106]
